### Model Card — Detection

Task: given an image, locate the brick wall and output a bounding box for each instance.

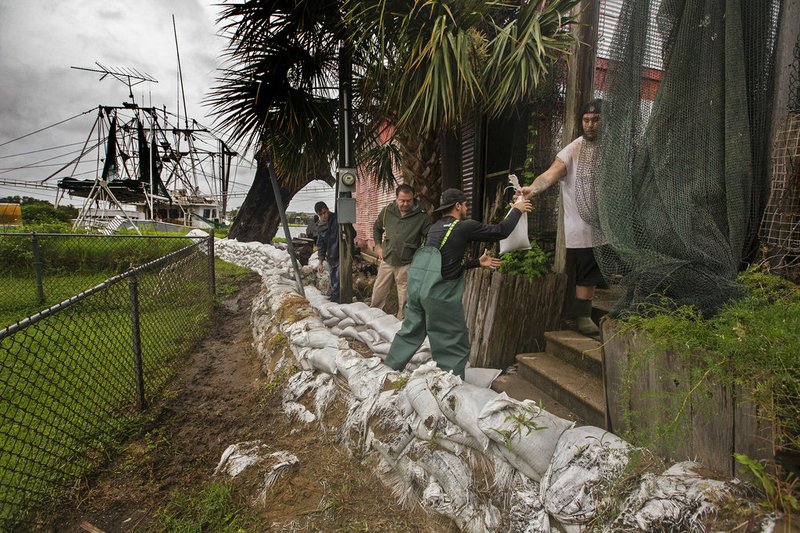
[354,169,398,251]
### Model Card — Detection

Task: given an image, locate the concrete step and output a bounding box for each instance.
[544,330,603,377]
[517,352,606,429]
[491,374,580,424]
[592,285,625,324]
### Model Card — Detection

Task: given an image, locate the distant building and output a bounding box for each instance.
[0,204,22,226]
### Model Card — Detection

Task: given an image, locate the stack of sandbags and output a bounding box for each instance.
[215,236,768,532]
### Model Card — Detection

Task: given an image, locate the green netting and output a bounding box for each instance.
[585,0,781,316]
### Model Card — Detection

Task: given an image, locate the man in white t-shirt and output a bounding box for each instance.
[519,99,604,335]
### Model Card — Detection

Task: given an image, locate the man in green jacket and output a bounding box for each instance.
[372,183,432,319]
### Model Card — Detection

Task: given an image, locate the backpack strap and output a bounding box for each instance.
[439,219,458,250]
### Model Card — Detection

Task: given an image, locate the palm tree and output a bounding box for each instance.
[207,0,344,242]
[209,0,579,240]
[344,0,580,211]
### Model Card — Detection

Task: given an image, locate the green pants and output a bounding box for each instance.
[384,247,470,378]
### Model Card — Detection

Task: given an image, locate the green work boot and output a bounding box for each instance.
[576,316,600,336]
[575,298,600,336]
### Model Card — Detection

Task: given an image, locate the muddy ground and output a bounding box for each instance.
[53,274,454,532]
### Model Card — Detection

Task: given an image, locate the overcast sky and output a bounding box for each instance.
[0,0,332,213]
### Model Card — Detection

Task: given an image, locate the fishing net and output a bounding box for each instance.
[582,0,781,316]
[760,32,800,282]
[524,60,567,257]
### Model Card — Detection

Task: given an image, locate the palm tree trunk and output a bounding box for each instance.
[394,128,442,214]
[227,164,306,243]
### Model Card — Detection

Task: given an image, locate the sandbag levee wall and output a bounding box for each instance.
[213,235,769,533]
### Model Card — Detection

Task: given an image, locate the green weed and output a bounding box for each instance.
[155,481,258,532]
[497,243,550,280]
[735,453,799,515]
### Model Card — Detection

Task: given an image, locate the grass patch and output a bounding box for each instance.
[155,481,259,532]
[214,258,255,299]
[0,243,214,528]
[0,234,200,327]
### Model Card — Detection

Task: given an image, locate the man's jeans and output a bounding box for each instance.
[329,259,340,303]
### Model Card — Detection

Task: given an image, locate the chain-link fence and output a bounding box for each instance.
[0,235,215,528]
[0,233,205,329]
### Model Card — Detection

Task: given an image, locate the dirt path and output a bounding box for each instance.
[54,275,453,532]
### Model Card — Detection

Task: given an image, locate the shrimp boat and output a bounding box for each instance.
[55,100,235,234]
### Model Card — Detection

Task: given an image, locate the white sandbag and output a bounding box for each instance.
[409,339,433,364]
[489,440,540,481]
[436,379,498,451]
[254,451,300,505]
[282,400,316,423]
[408,441,499,533]
[504,473,549,533]
[371,314,402,341]
[370,341,392,356]
[351,305,390,324]
[402,366,448,434]
[280,371,324,423]
[613,461,741,532]
[342,393,380,456]
[367,391,415,460]
[344,357,397,402]
[338,317,356,329]
[353,325,382,347]
[403,369,481,451]
[214,440,272,478]
[464,367,502,388]
[341,301,371,320]
[340,325,363,343]
[287,323,339,349]
[282,370,318,403]
[540,426,631,524]
[313,372,337,421]
[499,207,531,254]
[478,394,574,481]
[326,304,348,320]
[373,447,429,508]
[306,346,339,374]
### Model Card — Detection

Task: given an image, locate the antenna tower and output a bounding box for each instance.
[71,62,158,103]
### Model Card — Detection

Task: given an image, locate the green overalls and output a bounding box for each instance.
[384,221,470,378]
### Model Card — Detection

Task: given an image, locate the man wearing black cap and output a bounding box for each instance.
[384,188,531,378]
[519,98,604,336]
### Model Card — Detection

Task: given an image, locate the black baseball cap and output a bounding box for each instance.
[434,188,467,213]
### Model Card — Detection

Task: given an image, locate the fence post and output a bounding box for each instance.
[208,230,216,297]
[128,273,146,410]
[31,232,45,305]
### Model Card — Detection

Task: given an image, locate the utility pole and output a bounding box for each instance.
[337,46,356,304]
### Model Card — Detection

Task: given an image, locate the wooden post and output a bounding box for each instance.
[556,0,601,276]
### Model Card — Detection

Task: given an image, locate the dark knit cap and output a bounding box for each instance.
[580,98,602,116]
